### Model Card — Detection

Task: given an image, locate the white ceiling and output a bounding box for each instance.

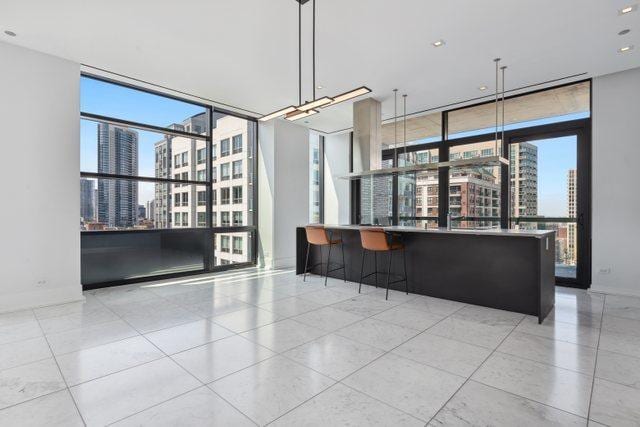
[1,0,639,133]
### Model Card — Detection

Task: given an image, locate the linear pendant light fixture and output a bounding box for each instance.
[259,0,371,121]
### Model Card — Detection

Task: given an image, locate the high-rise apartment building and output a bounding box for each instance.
[510,142,538,218]
[567,169,577,265]
[80,178,95,223]
[153,113,254,265]
[97,123,139,228]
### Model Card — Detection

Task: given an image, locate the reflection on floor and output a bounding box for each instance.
[1,268,639,426]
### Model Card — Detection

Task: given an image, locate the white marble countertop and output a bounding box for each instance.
[303,224,555,238]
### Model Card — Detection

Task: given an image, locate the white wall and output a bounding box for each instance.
[591,66,640,297]
[0,42,83,312]
[324,133,351,224]
[258,119,309,269]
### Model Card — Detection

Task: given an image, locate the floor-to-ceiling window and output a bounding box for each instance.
[363,80,591,287]
[80,75,257,287]
[309,132,324,223]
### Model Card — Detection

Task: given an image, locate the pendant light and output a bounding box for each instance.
[260,0,371,121]
[403,93,409,166]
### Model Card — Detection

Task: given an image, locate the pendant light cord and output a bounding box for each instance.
[393,89,398,164]
[313,0,316,101]
[501,66,506,156]
[403,94,408,163]
[494,58,500,156]
[298,1,302,105]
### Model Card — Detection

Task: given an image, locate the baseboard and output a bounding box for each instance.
[0,286,84,314]
[273,256,296,270]
[591,284,640,298]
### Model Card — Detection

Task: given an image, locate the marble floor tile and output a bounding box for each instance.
[0,358,66,409]
[271,383,424,426]
[497,332,597,375]
[88,285,158,307]
[372,304,445,331]
[403,295,466,317]
[298,288,355,306]
[240,319,326,353]
[269,281,331,297]
[33,296,103,320]
[171,334,275,383]
[284,333,384,380]
[45,319,138,355]
[393,332,492,377]
[141,282,218,298]
[56,335,164,386]
[590,377,640,427]
[601,314,640,337]
[595,350,640,390]
[603,294,640,321]
[336,317,420,351]
[343,352,465,422]
[430,380,586,426]
[545,306,602,329]
[113,386,255,426]
[212,306,283,333]
[258,296,322,318]
[0,389,83,427]
[292,306,364,332]
[70,357,200,426]
[0,319,43,346]
[454,305,525,326]
[0,309,36,327]
[112,301,202,334]
[144,319,234,355]
[515,315,600,348]
[427,316,515,350]
[598,329,640,358]
[162,287,229,307]
[181,296,252,318]
[556,293,605,316]
[331,295,402,317]
[365,288,417,303]
[472,352,592,417]
[233,289,292,305]
[210,355,335,425]
[38,306,119,335]
[0,336,51,371]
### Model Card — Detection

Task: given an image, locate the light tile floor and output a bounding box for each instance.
[0,268,639,426]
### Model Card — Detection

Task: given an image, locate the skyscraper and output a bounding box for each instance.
[97,123,139,228]
[80,178,95,223]
[567,169,577,265]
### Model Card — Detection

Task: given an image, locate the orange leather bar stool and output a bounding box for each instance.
[358,228,408,300]
[303,225,346,286]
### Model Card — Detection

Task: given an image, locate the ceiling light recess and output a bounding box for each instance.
[4,30,16,37]
[432,39,445,47]
[619,45,634,52]
[620,5,637,14]
[259,0,371,122]
[478,85,488,91]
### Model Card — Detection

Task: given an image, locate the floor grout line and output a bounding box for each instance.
[586,293,607,424]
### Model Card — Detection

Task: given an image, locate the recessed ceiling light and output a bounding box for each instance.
[620,5,637,14]
[619,45,634,52]
[619,29,631,35]
[4,30,16,37]
[478,85,488,91]
[432,39,445,47]
[316,85,323,90]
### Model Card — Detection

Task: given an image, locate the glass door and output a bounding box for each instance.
[508,131,590,287]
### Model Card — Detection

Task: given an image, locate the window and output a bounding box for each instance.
[232,160,243,179]
[221,188,230,204]
[233,186,243,204]
[212,212,217,226]
[181,212,189,226]
[181,192,188,207]
[197,191,206,206]
[220,235,230,252]
[211,166,217,183]
[221,212,230,226]
[233,236,243,254]
[197,212,206,227]
[233,211,243,226]
[174,193,181,207]
[309,133,322,223]
[212,189,217,205]
[174,154,181,168]
[196,170,206,181]
[220,139,230,157]
[212,144,217,160]
[197,148,206,164]
[181,172,188,181]
[220,163,230,181]
[181,152,189,166]
[232,134,242,153]
[174,212,180,225]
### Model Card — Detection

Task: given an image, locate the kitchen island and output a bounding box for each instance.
[296,225,555,323]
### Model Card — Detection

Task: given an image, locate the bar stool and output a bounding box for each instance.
[303,225,346,286]
[358,228,408,300]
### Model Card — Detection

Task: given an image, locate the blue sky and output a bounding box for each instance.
[81,76,583,214]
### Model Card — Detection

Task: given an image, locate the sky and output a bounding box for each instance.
[81,76,583,215]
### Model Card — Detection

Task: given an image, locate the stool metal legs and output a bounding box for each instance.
[359,248,408,300]
[303,242,346,286]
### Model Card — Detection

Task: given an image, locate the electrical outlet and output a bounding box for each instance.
[36,279,47,287]
[598,268,611,275]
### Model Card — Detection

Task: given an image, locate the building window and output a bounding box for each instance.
[221,163,230,181]
[211,166,217,183]
[174,193,181,207]
[232,160,243,179]
[174,154,181,168]
[220,235,230,252]
[220,138,230,157]
[212,212,217,226]
[221,211,230,226]
[197,212,206,227]
[181,212,188,226]
[181,152,189,166]
[181,192,188,207]
[233,236,243,254]
[197,191,206,206]
[212,189,217,205]
[232,134,242,153]
[233,186,243,204]
[212,144,217,160]
[233,211,243,226]
[221,188,230,205]
[196,170,206,181]
[197,148,206,164]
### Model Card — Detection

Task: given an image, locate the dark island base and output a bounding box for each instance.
[296,227,555,323]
